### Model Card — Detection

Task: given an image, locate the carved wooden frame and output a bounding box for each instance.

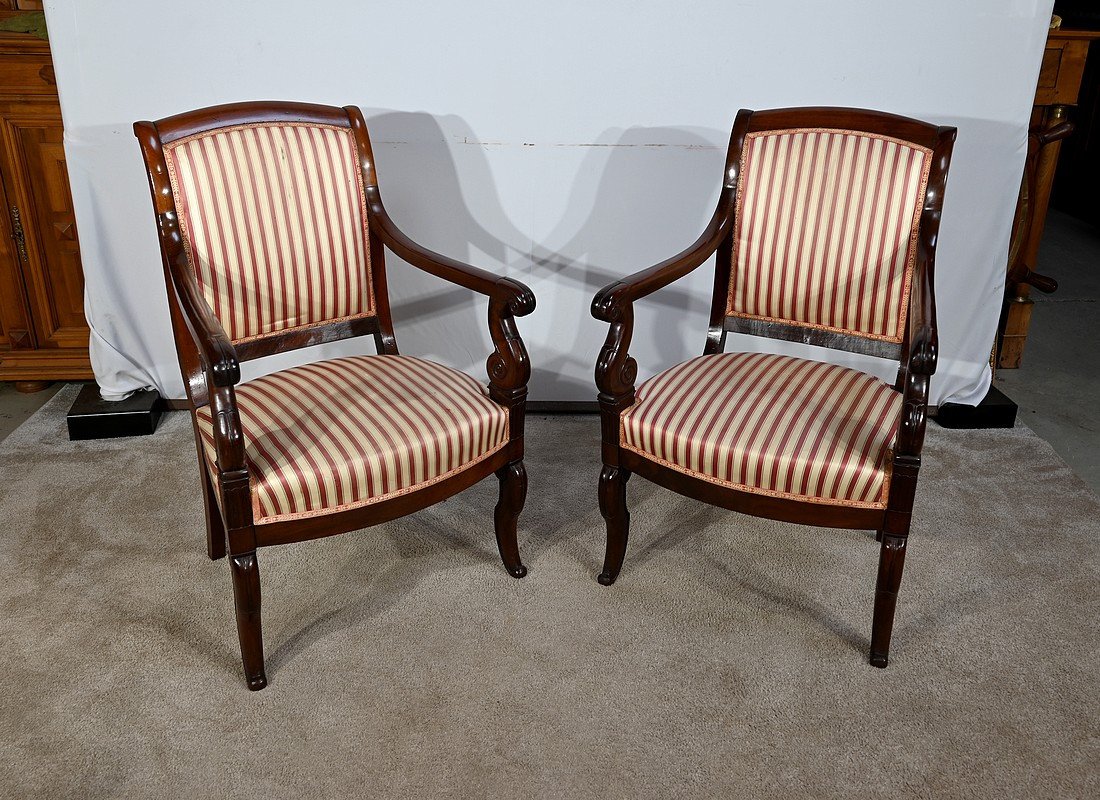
[134,101,535,690]
[591,106,956,668]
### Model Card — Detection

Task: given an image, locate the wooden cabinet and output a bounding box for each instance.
[998,29,1100,369]
[0,17,92,390]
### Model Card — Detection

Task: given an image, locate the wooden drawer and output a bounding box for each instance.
[0,52,55,95]
[1034,38,1092,106]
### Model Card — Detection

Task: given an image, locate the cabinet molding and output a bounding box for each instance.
[0,20,92,387]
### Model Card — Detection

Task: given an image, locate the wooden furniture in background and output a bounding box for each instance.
[592,107,955,668]
[0,11,92,392]
[135,101,535,690]
[998,29,1100,369]
[1052,33,1100,224]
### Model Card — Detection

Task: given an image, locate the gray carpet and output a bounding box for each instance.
[1,385,1098,799]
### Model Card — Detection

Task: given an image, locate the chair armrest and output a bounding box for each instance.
[591,191,734,402]
[592,192,734,324]
[364,191,533,413]
[167,252,249,484]
[171,251,241,389]
[366,189,534,317]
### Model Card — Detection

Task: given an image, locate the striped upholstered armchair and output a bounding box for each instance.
[592,107,955,668]
[134,102,534,690]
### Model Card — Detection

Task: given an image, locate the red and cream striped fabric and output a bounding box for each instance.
[621,353,903,507]
[163,122,373,343]
[728,129,932,341]
[194,355,508,523]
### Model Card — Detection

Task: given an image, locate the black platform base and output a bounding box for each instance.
[933,385,1018,430]
[66,384,163,441]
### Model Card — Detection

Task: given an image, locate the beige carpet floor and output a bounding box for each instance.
[1,385,1098,799]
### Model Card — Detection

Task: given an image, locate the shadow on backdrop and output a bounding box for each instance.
[529,125,727,398]
[359,110,530,373]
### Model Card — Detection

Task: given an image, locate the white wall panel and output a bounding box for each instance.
[44,0,1053,404]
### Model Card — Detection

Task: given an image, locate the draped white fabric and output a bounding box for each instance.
[44,0,1052,405]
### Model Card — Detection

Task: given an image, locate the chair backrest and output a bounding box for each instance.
[161,120,374,343]
[718,108,954,359]
[135,102,395,376]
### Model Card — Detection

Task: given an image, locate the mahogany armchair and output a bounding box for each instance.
[592,107,955,667]
[134,102,534,690]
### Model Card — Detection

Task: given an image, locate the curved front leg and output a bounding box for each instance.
[494,460,528,578]
[597,465,631,585]
[593,297,638,585]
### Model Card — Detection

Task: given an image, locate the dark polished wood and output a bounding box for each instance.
[722,316,903,361]
[494,460,528,579]
[12,379,48,392]
[591,106,956,669]
[134,101,535,690]
[596,466,630,586]
[229,552,265,691]
[620,450,886,530]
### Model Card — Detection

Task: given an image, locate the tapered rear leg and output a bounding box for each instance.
[597,465,630,586]
[230,551,267,690]
[869,533,907,668]
[201,469,227,560]
[494,460,528,578]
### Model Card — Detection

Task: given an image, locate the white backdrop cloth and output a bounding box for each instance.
[44,0,1053,404]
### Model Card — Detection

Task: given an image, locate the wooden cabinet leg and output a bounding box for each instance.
[13,380,52,393]
[998,296,1034,369]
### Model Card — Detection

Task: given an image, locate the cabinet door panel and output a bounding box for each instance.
[0,183,34,351]
[0,109,88,351]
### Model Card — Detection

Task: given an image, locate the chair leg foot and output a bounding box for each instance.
[874,528,883,543]
[230,552,267,690]
[869,533,907,669]
[494,460,528,579]
[598,465,630,585]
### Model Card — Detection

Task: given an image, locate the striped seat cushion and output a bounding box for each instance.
[163,122,374,343]
[729,128,932,341]
[620,353,903,508]
[194,355,508,523]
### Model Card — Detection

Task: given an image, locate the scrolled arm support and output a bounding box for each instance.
[591,195,734,468]
[593,305,637,466]
[592,194,733,406]
[895,209,940,460]
[486,294,532,405]
[594,303,638,402]
[364,190,534,412]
